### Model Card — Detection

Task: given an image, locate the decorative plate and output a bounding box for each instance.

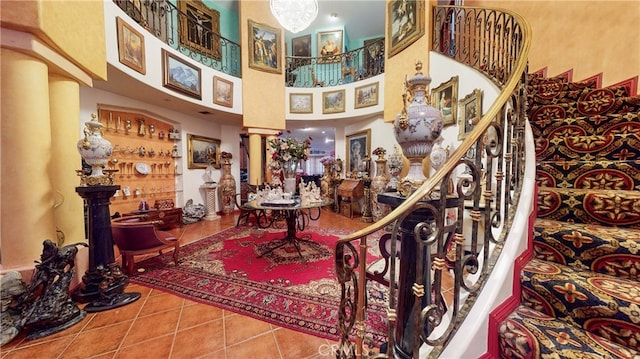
[135,162,151,175]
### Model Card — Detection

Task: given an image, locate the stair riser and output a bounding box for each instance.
[529,86,630,107]
[535,133,640,162]
[536,161,640,190]
[530,112,640,138]
[529,95,640,122]
[537,188,640,228]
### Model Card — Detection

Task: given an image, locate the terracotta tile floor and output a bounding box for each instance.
[0,209,370,359]
[1,208,455,358]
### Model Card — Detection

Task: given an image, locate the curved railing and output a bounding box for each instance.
[285,39,385,88]
[114,0,241,77]
[334,6,531,358]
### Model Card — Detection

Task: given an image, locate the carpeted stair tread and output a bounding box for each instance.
[533,218,640,279]
[530,111,640,138]
[527,79,597,94]
[537,187,640,228]
[520,258,640,351]
[529,95,640,122]
[535,132,640,162]
[536,160,640,190]
[528,85,630,107]
[499,305,640,358]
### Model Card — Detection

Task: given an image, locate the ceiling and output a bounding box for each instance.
[94,1,386,154]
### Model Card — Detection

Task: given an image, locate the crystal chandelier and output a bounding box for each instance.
[270,0,319,34]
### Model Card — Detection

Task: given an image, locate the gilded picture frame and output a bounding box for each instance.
[178,0,221,59]
[387,0,425,58]
[162,49,202,100]
[248,19,282,74]
[187,134,221,169]
[354,82,379,109]
[431,76,459,126]
[116,17,146,74]
[317,30,343,63]
[458,89,483,140]
[213,77,233,107]
[346,129,372,177]
[322,89,346,114]
[289,93,313,114]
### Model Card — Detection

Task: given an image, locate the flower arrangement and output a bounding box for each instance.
[221,151,233,159]
[372,147,386,157]
[320,152,336,166]
[267,131,312,163]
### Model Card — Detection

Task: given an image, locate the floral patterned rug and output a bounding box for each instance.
[130,225,388,344]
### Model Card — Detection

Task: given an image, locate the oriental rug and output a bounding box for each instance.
[130,225,388,344]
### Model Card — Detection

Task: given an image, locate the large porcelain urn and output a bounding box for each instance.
[77,113,113,178]
[394,61,444,196]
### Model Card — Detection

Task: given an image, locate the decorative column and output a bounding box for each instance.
[218,159,236,214]
[201,183,220,220]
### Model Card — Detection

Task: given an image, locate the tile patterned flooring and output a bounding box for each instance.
[1,209,382,359]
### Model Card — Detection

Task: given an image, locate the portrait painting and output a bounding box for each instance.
[248,20,282,74]
[317,30,343,63]
[431,76,459,126]
[346,129,371,177]
[291,34,311,68]
[162,49,202,100]
[458,89,483,140]
[187,134,221,169]
[213,77,233,107]
[116,17,146,74]
[289,93,313,114]
[387,0,425,58]
[322,90,346,114]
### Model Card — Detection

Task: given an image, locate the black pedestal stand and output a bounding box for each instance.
[73,185,140,312]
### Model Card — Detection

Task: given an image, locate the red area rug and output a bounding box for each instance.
[130,225,388,343]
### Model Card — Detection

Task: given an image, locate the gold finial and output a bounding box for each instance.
[415,60,423,73]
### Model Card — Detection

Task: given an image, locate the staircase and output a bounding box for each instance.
[497,72,640,357]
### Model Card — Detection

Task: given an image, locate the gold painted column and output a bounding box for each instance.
[248,133,263,185]
[49,74,85,246]
[1,48,57,269]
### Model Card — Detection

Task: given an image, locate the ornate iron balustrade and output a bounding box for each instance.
[113,0,241,77]
[285,39,385,88]
[334,6,531,358]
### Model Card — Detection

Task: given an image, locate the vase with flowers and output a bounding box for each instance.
[267,131,311,194]
[217,151,235,214]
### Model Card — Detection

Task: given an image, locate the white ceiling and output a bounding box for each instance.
[94,1,386,154]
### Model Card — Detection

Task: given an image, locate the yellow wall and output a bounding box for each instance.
[239,1,286,130]
[467,0,639,85]
[383,0,434,124]
[0,0,107,80]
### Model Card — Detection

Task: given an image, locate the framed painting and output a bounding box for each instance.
[291,34,311,68]
[458,89,483,140]
[317,30,343,63]
[387,0,425,58]
[116,17,146,74]
[248,20,282,74]
[322,89,346,114]
[178,0,221,59]
[346,129,372,176]
[363,37,384,74]
[431,76,459,126]
[289,93,313,114]
[213,77,233,107]
[162,49,202,99]
[187,134,221,169]
[354,82,379,109]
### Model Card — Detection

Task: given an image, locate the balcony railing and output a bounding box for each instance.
[113,0,241,77]
[285,39,385,88]
[334,6,531,358]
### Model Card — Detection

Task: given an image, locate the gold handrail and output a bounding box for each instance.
[334,5,532,358]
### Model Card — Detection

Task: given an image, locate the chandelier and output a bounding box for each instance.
[270,0,319,34]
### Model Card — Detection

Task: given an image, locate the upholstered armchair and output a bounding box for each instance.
[111,215,180,275]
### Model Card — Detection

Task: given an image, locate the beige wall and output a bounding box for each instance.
[239,1,286,130]
[467,0,639,85]
[1,0,107,80]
